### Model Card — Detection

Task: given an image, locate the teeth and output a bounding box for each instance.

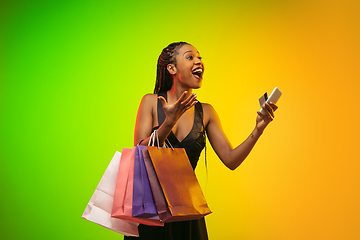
[193,68,203,73]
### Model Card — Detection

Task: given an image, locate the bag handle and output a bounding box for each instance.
[148,130,174,151]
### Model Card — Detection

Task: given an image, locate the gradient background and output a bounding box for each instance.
[1,0,360,239]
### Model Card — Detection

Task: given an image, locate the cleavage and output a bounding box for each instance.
[171,107,195,142]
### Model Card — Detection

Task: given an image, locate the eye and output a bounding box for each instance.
[198,56,202,60]
[187,55,193,60]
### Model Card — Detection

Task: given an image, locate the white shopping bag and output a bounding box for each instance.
[82,151,139,237]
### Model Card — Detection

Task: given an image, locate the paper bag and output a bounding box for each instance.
[147,146,211,222]
[82,151,139,236]
[132,145,158,218]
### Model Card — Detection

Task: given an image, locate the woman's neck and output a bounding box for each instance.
[168,84,192,103]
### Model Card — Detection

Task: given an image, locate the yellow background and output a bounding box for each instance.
[195,1,360,239]
[198,1,360,239]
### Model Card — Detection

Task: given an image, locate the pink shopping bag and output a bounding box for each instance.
[111,147,163,226]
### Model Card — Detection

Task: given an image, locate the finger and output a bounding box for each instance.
[258,110,273,122]
[257,111,265,119]
[158,96,168,108]
[265,102,275,112]
[174,91,188,105]
[186,100,198,110]
[269,102,278,111]
[185,93,197,106]
[262,106,274,121]
[180,92,196,105]
[181,93,197,108]
[178,91,189,103]
[264,103,275,119]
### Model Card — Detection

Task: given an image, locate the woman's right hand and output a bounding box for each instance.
[158,91,198,125]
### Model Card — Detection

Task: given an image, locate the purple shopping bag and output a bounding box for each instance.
[132,145,158,218]
[141,148,169,221]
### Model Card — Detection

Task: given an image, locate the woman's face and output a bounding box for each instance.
[171,44,204,89]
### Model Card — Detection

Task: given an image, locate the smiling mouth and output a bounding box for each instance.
[192,68,203,79]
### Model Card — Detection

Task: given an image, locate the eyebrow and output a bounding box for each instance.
[183,50,200,56]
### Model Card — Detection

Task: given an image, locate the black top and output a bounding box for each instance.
[124,92,208,240]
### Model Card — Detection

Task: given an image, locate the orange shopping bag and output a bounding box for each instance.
[146,130,211,222]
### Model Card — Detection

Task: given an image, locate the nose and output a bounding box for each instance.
[195,56,202,65]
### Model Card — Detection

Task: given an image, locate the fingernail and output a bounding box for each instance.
[184,91,188,94]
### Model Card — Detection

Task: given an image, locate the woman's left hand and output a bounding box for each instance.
[256,102,278,132]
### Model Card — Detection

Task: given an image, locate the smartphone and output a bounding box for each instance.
[259,87,282,115]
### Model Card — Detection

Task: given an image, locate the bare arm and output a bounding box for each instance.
[134,92,198,146]
[205,102,277,170]
[133,94,155,146]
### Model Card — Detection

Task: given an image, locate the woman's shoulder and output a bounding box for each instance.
[200,102,215,112]
[137,93,158,112]
[200,102,217,126]
[142,93,157,98]
[140,93,158,104]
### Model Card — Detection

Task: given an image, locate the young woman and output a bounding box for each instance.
[127,42,277,240]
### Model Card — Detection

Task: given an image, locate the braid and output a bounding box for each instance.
[153,42,190,94]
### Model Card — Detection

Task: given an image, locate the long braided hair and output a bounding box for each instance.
[153,42,190,94]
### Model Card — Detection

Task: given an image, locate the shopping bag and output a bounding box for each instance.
[146,131,212,222]
[82,151,139,237]
[142,148,170,221]
[132,145,158,218]
[111,147,163,226]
